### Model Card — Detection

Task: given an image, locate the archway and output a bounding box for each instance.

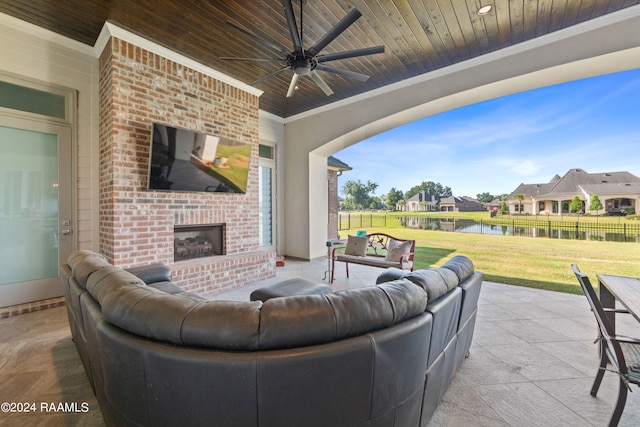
[281,9,640,259]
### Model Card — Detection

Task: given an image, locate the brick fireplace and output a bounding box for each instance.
[98,37,275,295]
[174,224,225,261]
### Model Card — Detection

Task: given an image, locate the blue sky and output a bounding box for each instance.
[335,68,640,199]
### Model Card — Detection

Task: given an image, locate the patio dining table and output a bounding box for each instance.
[597,273,640,331]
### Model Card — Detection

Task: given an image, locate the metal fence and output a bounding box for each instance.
[338,213,387,230]
[401,216,640,243]
[339,213,640,243]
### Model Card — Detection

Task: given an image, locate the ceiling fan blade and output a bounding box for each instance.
[226,20,289,56]
[309,70,334,96]
[317,46,385,62]
[250,67,290,86]
[219,57,286,63]
[307,8,362,57]
[286,73,301,98]
[281,0,302,52]
[315,64,369,82]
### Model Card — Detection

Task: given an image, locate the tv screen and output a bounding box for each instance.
[147,123,251,193]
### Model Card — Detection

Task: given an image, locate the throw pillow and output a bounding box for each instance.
[385,239,413,262]
[345,235,368,257]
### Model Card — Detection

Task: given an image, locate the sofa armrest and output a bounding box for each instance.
[125,263,172,285]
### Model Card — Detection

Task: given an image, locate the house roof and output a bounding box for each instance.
[1,1,637,118]
[406,192,436,203]
[327,156,352,172]
[439,196,483,209]
[510,168,640,198]
[580,182,640,195]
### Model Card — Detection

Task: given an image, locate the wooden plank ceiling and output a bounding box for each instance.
[1,0,637,117]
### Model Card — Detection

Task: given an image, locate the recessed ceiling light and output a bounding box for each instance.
[477,5,493,15]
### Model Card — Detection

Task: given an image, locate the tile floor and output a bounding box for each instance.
[1,257,639,426]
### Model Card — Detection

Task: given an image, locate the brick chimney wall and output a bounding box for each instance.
[98,37,275,295]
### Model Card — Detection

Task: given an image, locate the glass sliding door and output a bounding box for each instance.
[0,117,72,307]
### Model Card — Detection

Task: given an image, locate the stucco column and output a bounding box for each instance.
[282,137,328,259]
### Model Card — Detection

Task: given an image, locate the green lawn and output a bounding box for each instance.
[340,221,640,295]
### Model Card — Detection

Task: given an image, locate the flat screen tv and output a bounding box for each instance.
[147,123,251,193]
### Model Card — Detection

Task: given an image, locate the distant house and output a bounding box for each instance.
[439,196,485,212]
[485,198,503,212]
[508,168,640,215]
[403,191,438,212]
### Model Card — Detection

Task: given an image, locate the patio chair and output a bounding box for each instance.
[572,264,640,426]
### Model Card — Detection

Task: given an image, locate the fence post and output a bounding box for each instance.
[624,223,627,243]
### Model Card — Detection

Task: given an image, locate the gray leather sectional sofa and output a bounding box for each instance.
[59,250,482,427]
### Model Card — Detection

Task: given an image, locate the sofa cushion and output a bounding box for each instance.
[259,279,427,350]
[67,250,106,270]
[125,263,172,285]
[325,285,396,337]
[102,285,201,344]
[181,301,262,349]
[375,267,407,284]
[441,255,474,282]
[249,278,332,302]
[70,253,112,289]
[86,266,146,305]
[404,268,458,301]
[148,281,185,294]
[375,278,429,323]
[260,293,336,349]
[345,235,368,256]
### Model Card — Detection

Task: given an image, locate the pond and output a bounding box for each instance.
[399,216,640,243]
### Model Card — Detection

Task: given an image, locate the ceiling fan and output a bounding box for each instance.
[221,0,385,97]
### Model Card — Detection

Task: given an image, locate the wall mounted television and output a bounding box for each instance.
[147,123,251,193]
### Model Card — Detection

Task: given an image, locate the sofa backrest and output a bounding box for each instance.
[68,251,429,351]
[375,255,476,301]
[259,278,427,350]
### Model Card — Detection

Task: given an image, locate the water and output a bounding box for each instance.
[399,217,640,243]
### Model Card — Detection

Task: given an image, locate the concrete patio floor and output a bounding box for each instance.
[1,257,640,426]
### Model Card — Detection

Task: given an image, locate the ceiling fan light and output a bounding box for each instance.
[477,5,493,15]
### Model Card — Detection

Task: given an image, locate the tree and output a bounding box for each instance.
[570,195,583,214]
[405,181,452,200]
[500,196,509,214]
[589,194,604,213]
[385,188,405,211]
[476,192,496,203]
[341,180,379,211]
[515,194,525,214]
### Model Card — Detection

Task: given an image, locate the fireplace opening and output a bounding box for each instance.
[174,224,225,261]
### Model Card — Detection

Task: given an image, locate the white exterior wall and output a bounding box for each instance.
[0,13,100,251]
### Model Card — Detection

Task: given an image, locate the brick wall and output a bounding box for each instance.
[98,37,275,295]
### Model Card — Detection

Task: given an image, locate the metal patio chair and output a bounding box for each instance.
[572,264,640,426]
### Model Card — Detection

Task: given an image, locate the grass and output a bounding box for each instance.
[340,221,640,295]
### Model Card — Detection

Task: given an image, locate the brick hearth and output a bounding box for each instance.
[97,37,275,295]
